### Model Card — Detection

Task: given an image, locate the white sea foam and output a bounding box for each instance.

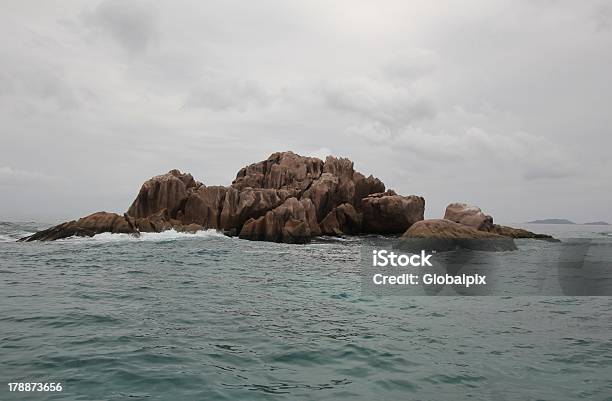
[58,229,229,243]
[0,232,33,242]
[0,234,17,243]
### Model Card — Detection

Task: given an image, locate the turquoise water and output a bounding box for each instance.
[1,222,611,400]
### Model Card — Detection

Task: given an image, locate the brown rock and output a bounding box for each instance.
[400,219,517,252]
[302,172,340,220]
[239,197,320,243]
[19,212,136,241]
[134,209,182,232]
[404,219,503,239]
[361,191,425,234]
[487,224,558,241]
[182,185,227,229]
[127,169,201,219]
[444,203,494,231]
[175,223,204,233]
[352,172,385,209]
[219,187,293,231]
[320,203,362,235]
[232,151,324,192]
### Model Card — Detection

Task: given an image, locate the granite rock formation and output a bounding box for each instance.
[19,153,554,245]
[399,219,518,252]
[20,151,423,243]
[443,203,493,231]
[362,191,425,234]
[19,212,136,241]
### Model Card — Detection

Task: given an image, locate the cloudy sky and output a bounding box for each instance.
[1,0,611,223]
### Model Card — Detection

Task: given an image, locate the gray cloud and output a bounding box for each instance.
[184,77,273,112]
[83,0,159,55]
[0,0,610,223]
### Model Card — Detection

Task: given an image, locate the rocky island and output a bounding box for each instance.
[19,151,554,250]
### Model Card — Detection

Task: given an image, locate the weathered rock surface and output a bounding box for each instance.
[444,203,493,231]
[232,151,324,192]
[19,212,137,241]
[239,197,320,243]
[131,209,182,233]
[443,202,555,241]
[399,219,517,252]
[127,169,201,219]
[182,185,227,229]
[319,203,362,235]
[219,187,294,231]
[362,191,425,234]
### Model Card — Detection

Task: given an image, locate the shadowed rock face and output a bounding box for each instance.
[320,203,362,235]
[181,186,227,229]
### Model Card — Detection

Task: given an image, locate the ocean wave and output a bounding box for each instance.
[55,229,230,243]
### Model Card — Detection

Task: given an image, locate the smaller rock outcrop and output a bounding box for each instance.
[399,219,517,252]
[19,212,137,242]
[487,224,558,241]
[444,203,493,231]
[443,202,555,241]
[362,191,425,234]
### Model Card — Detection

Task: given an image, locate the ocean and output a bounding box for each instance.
[1,222,611,400]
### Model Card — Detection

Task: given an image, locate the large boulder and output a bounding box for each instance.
[443,203,493,231]
[19,212,136,241]
[219,187,294,231]
[361,191,425,234]
[319,203,362,235]
[127,169,201,219]
[399,219,517,252]
[239,197,320,243]
[232,151,324,192]
[182,185,227,229]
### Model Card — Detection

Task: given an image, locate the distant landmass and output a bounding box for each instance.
[528,219,576,224]
[584,221,610,226]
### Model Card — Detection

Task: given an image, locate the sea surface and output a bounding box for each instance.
[1,222,611,401]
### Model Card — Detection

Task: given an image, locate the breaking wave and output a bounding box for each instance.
[58,229,230,243]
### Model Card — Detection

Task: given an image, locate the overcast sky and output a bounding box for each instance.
[1,0,611,223]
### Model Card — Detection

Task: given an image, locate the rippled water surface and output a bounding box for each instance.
[1,222,611,400]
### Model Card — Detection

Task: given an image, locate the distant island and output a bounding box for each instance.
[528,219,610,225]
[528,219,576,224]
